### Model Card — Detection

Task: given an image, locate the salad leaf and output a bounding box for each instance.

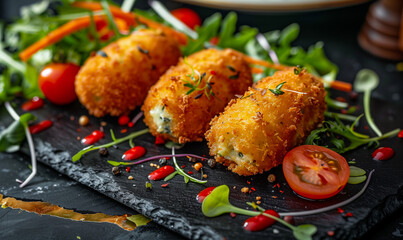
[0,113,36,153]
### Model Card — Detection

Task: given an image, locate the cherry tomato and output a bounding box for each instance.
[243,210,280,232]
[282,145,350,200]
[122,146,146,161]
[39,63,80,105]
[171,8,201,30]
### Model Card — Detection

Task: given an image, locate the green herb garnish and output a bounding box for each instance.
[182,59,215,99]
[0,112,35,153]
[294,65,303,75]
[269,81,286,96]
[72,128,149,162]
[305,117,400,153]
[202,185,317,240]
[164,147,207,184]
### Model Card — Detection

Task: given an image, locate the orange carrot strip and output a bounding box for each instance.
[72,1,188,45]
[242,55,291,71]
[19,16,106,61]
[251,67,264,74]
[330,80,352,92]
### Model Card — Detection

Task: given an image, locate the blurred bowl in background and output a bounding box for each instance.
[175,0,371,12]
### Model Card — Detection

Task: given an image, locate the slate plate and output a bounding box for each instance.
[0,94,402,240]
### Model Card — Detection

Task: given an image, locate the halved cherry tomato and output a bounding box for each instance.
[171,8,201,30]
[39,63,80,105]
[282,145,350,200]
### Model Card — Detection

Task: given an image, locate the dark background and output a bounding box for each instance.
[1,0,403,239]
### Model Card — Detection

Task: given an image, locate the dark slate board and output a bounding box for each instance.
[0,95,402,240]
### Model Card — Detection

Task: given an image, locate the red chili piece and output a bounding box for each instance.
[372,147,394,161]
[243,210,280,232]
[210,70,216,75]
[148,165,175,181]
[126,167,131,173]
[122,146,146,161]
[161,183,169,188]
[155,136,165,145]
[118,115,130,126]
[188,171,193,175]
[398,130,403,138]
[22,97,44,111]
[196,186,216,203]
[81,130,104,145]
[230,213,236,218]
[128,122,134,128]
[29,120,52,134]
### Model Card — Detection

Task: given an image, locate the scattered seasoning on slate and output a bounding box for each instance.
[267,174,276,183]
[100,121,107,127]
[99,147,108,156]
[188,156,196,163]
[241,187,249,194]
[207,159,216,168]
[193,163,203,171]
[112,167,120,175]
[161,183,169,188]
[230,213,236,218]
[145,181,152,190]
[327,231,335,237]
[96,51,108,57]
[78,115,89,126]
[203,174,207,179]
[128,176,134,180]
[126,167,130,173]
[337,208,344,213]
[256,196,261,201]
[159,157,167,166]
[344,212,353,218]
[284,216,295,225]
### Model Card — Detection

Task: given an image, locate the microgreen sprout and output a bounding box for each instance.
[72,128,149,162]
[269,82,286,96]
[354,69,381,136]
[164,147,207,184]
[182,58,215,99]
[348,166,367,184]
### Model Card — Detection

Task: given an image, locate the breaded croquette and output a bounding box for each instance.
[142,48,253,144]
[75,29,181,117]
[205,69,326,176]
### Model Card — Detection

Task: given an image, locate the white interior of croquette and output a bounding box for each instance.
[149,105,173,134]
[216,141,254,166]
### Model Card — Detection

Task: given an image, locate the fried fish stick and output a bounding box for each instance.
[205,69,326,176]
[75,29,181,117]
[142,48,253,144]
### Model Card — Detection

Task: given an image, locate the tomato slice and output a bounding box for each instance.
[282,145,350,200]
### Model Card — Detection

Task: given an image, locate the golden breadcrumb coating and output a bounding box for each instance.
[205,69,326,176]
[142,48,253,144]
[75,29,181,117]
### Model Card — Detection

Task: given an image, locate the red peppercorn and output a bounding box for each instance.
[243,210,280,232]
[29,120,52,134]
[196,186,216,203]
[118,115,130,126]
[148,165,175,181]
[372,147,394,161]
[81,130,104,145]
[122,146,146,160]
[22,97,44,111]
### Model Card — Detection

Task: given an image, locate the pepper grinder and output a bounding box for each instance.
[358,0,403,60]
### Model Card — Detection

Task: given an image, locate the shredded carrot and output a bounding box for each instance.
[19,16,106,61]
[242,55,291,71]
[329,80,352,92]
[72,1,188,45]
[251,67,264,74]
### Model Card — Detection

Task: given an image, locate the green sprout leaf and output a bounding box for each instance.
[269,81,286,96]
[293,224,317,240]
[348,175,367,184]
[349,166,366,177]
[0,113,36,153]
